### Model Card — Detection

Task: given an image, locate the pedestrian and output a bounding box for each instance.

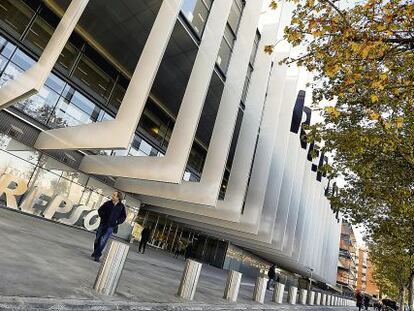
[139,225,152,254]
[267,264,277,290]
[356,289,364,311]
[364,294,371,310]
[91,191,127,262]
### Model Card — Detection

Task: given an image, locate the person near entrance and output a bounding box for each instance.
[91,191,127,262]
[139,225,152,254]
[267,264,277,290]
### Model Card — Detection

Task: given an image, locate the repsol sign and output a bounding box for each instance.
[0,173,134,231]
[290,90,327,182]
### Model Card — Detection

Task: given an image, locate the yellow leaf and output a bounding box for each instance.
[269,0,278,9]
[326,64,341,78]
[371,94,379,103]
[361,46,370,58]
[264,45,274,55]
[372,80,385,90]
[395,117,404,128]
[367,109,379,120]
[325,106,340,119]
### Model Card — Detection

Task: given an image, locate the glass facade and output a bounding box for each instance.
[0,0,207,180]
[181,0,213,39]
[216,0,245,75]
[0,133,139,238]
[132,209,228,268]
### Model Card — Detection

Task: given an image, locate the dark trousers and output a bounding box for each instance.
[139,239,148,253]
[92,224,113,259]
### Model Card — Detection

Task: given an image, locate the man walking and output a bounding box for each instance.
[139,225,152,254]
[91,191,127,262]
[267,264,277,290]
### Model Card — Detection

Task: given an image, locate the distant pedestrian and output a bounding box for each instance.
[356,289,364,311]
[139,225,152,254]
[91,191,127,262]
[267,264,277,290]
[364,294,371,310]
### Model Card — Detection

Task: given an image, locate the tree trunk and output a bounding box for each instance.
[399,285,405,311]
[409,273,414,311]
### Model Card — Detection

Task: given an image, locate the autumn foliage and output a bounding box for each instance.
[270,0,414,304]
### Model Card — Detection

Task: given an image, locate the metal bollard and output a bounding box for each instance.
[288,286,298,305]
[299,289,308,305]
[93,240,129,296]
[223,270,242,302]
[272,282,285,303]
[308,291,315,305]
[316,292,322,305]
[177,259,202,300]
[253,277,268,304]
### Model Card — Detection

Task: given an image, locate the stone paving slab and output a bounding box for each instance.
[0,207,350,311]
[0,296,353,311]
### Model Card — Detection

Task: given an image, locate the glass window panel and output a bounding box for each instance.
[23,15,54,55]
[72,55,115,100]
[49,97,95,128]
[181,0,209,38]
[0,0,35,37]
[216,37,232,74]
[0,134,40,164]
[57,41,79,73]
[61,85,97,115]
[224,25,236,48]
[139,108,169,146]
[86,177,114,200]
[228,0,243,34]
[241,66,252,104]
[250,32,260,65]
[10,49,35,70]
[0,54,8,72]
[0,148,36,182]
[128,147,147,157]
[0,35,16,58]
[108,82,125,111]
[13,85,60,125]
[187,143,206,173]
[97,110,114,122]
[139,140,152,155]
[45,73,66,94]
[0,61,23,87]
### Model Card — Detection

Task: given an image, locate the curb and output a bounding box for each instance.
[0,296,351,311]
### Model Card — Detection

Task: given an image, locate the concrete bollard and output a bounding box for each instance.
[308,291,315,305]
[253,277,268,304]
[223,270,242,302]
[272,282,285,304]
[299,289,308,305]
[316,292,322,305]
[93,240,129,296]
[328,295,332,305]
[177,259,202,300]
[288,286,298,305]
[321,293,327,305]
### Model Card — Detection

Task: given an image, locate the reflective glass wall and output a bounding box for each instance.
[0,133,140,239]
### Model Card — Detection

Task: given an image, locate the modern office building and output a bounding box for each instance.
[0,0,340,285]
[337,221,359,295]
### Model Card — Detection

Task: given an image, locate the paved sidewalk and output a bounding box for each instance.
[0,207,349,310]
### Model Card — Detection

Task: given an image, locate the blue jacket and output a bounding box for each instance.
[98,200,127,229]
